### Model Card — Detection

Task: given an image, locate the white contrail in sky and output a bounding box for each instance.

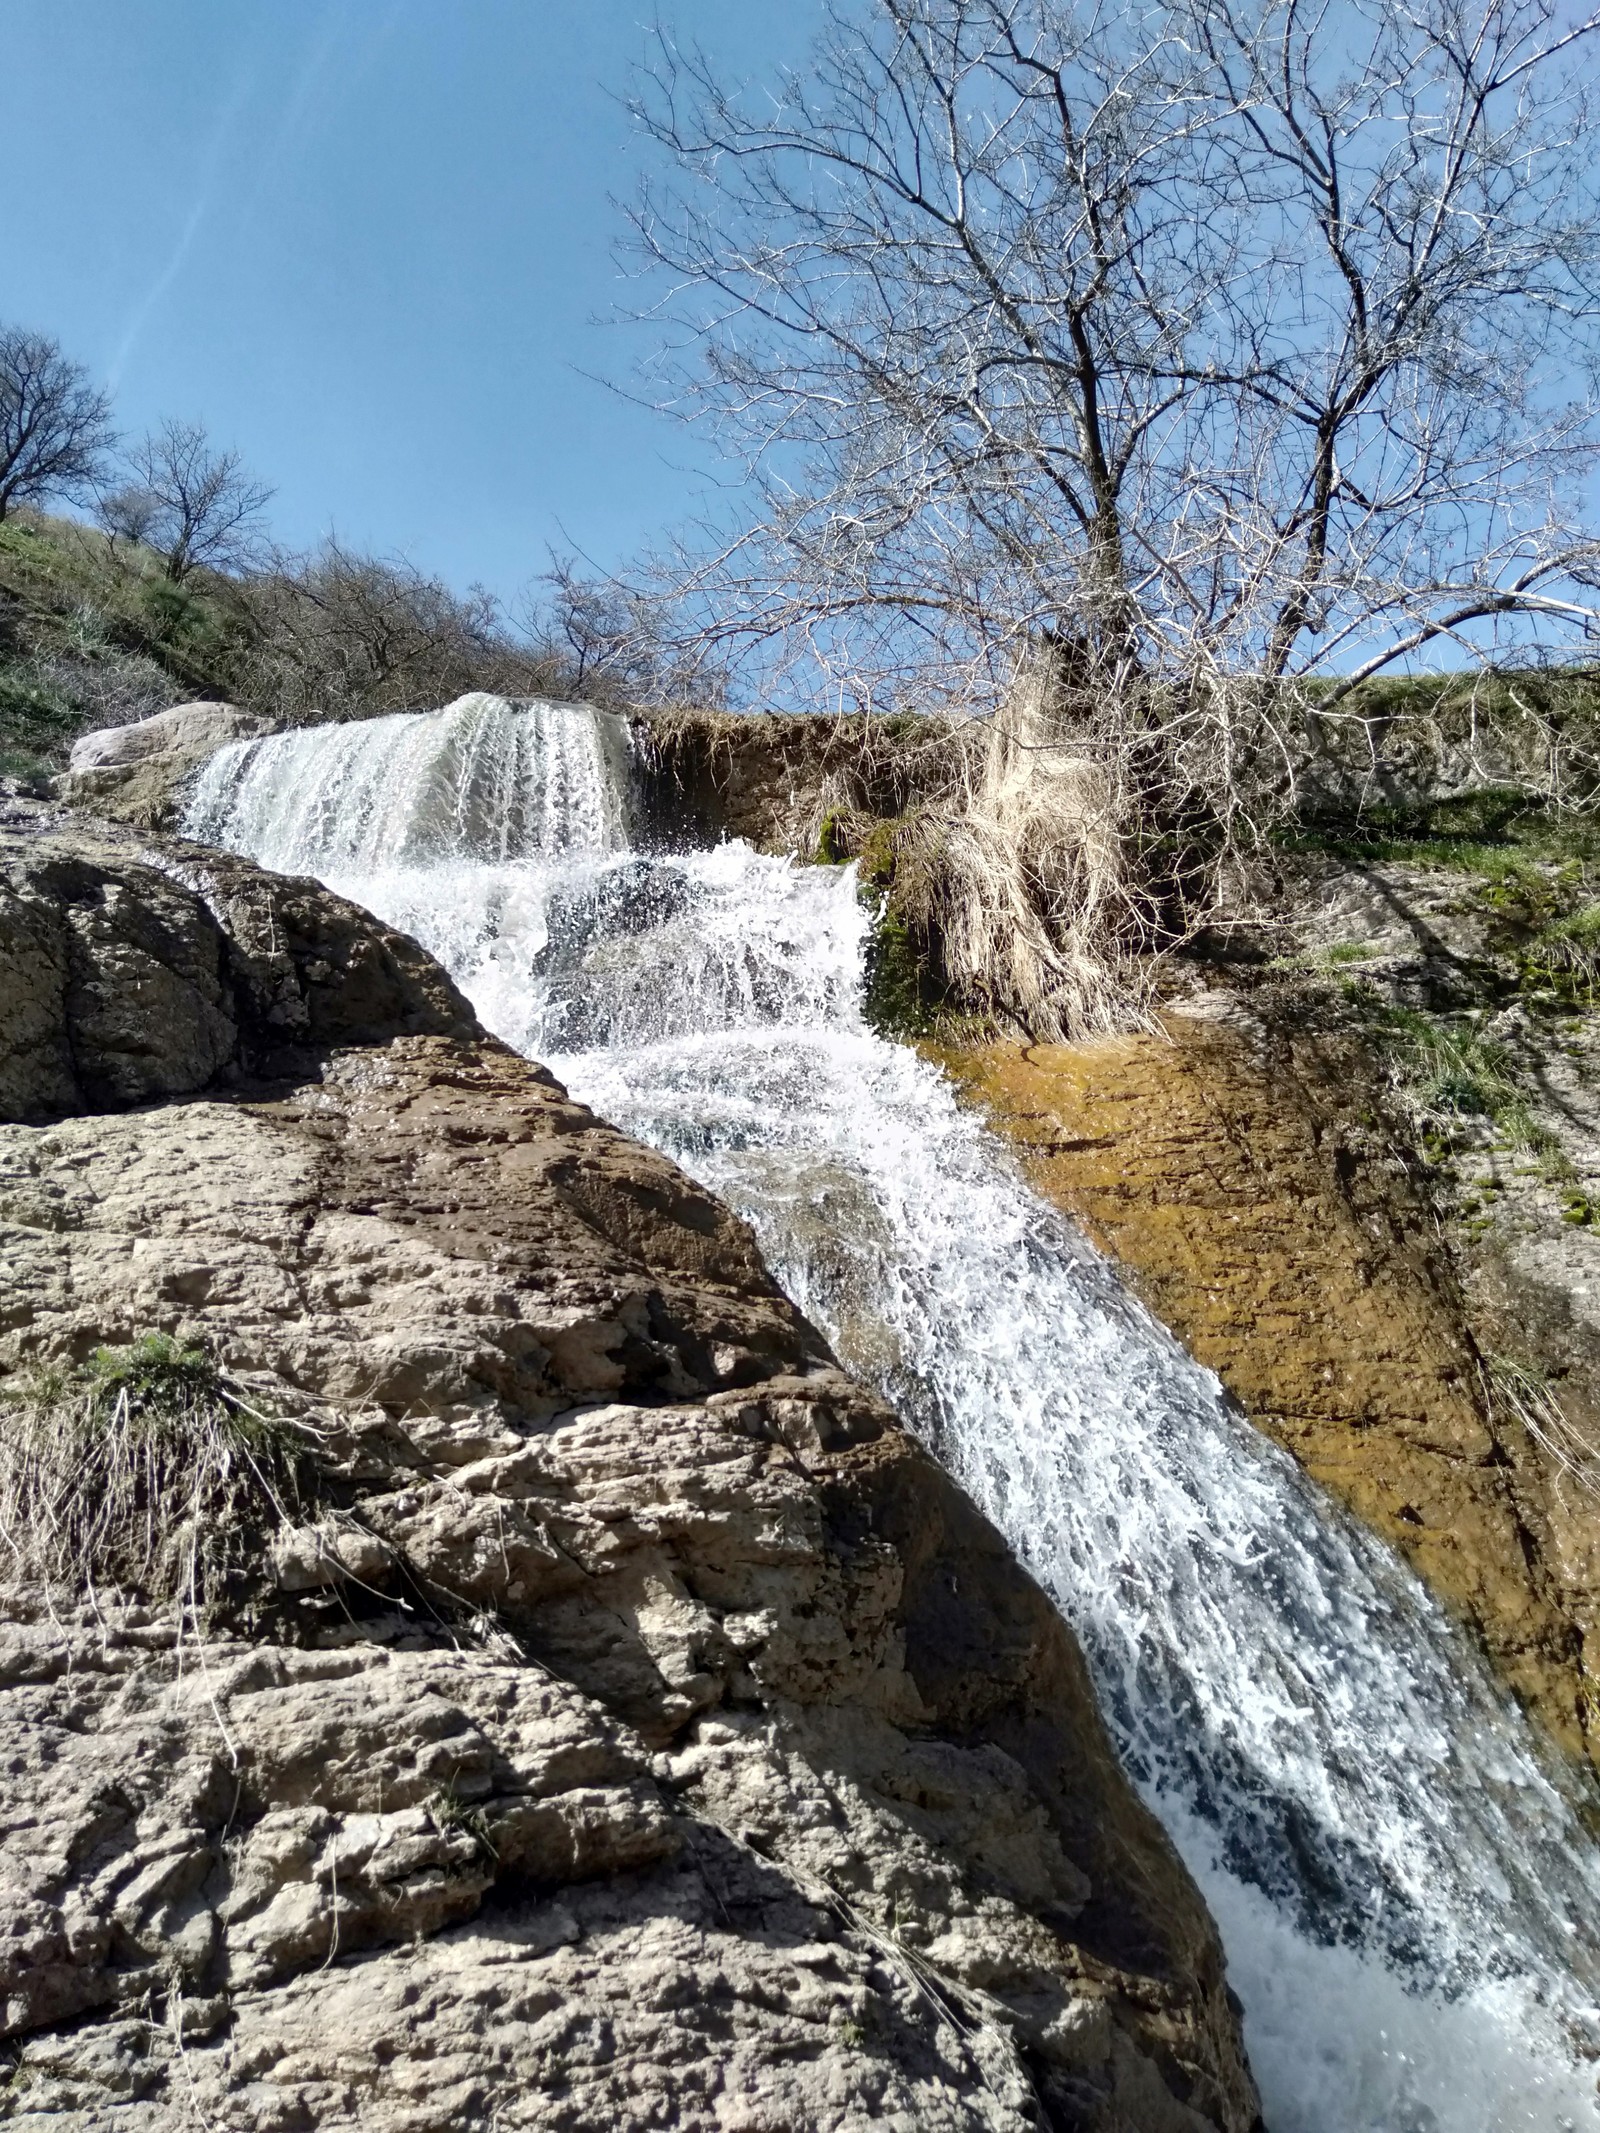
[108,65,254,387]
[241,0,409,220]
[109,0,407,387]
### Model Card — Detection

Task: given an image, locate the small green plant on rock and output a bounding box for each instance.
[426,1782,498,1862]
[0,1333,316,1619]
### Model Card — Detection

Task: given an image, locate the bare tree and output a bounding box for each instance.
[627,0,1600,831]
[234,539,607,721]
[0,325,116,520]
[98,419,274,581]
[527,553,725,705]
[234,540,492,719]
[1172,0,1600,805]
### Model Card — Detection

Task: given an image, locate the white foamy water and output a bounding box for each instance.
[188,695,1600,2132]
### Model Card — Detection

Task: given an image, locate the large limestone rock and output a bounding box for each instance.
[0,800,1260,2132]
[0,805,475,1120]
[66,703,271,774]
[57,702,277,829]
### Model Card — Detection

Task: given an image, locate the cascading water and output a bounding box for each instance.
[188,693,1600,2132]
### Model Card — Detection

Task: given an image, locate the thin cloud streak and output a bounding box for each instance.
[238,0,409,227]
[109,66,256,387]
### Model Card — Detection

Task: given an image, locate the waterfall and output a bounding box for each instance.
[185,692,636,1053]
[189,696,1600,2133]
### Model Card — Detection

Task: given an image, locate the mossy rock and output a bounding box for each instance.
[861,895,947,1039]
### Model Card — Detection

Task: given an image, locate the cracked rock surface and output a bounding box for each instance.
[0,803,1259,2133]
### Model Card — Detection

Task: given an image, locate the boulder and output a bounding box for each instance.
[58,703,278,829]
[0,797,477,1120]
[67,702,271,774]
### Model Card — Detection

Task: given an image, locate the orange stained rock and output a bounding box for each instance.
[933,1014,1593,1769]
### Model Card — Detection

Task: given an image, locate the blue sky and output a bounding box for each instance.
[0,2,817,605]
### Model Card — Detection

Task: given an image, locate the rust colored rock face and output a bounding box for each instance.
[935,1011,1599,1771]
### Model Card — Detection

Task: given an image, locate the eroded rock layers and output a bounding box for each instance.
[0,801,1258,2133]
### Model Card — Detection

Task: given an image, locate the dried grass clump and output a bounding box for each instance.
[849,662,1156,1042]
[0,1334,317,1618]
[929,692,1153,1041]
[638,662,1157,1041]
[1530,902,1600,1002]
[1486,1354,1600,1506]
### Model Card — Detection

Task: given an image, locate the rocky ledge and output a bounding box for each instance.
[0,800,1258,2133]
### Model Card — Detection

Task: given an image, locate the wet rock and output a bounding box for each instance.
[939,1000,1600,1772]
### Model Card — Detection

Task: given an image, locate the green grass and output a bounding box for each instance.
[0,670,79,779]
[1519,900,1600,1005]
[1347,997,1565,1167]
[1302,667,1600,777]
[0,510,246,770]
[427,1782,498,1861]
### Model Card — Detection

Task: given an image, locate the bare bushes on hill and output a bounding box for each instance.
[0,515,694,776]
[231,544,722,727]
[0,312,720,773]
[232,541,552,725]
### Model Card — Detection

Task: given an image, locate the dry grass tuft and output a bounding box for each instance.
[843,661,1156,1041]
[0,1334,318,1619]
[911,667,1154,1040]
[635,664,1158,1041]
[1486,1354,1600,1506]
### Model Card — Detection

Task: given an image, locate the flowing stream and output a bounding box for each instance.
[188,692,1600,2132]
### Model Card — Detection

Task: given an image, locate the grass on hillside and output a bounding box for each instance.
[1285,782,1600,1009]
[0,511,243,778]
[1275,778,1600,1195]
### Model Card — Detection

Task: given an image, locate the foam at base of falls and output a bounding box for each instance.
[186,707,1600,2131]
